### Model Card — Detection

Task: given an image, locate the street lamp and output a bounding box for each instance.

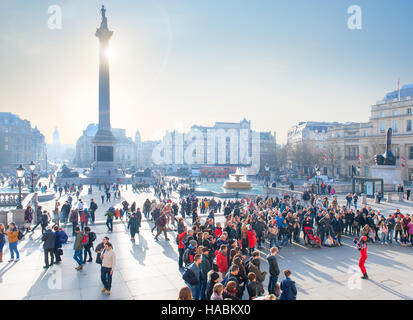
[264,163,270,187]
[16,164,25,209]
[29,160,35,192]
[315,167,321,194]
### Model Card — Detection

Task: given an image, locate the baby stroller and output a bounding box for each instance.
[304,226,321,248]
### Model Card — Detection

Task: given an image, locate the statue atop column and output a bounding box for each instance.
[374,128,396,165]
[100,5,108,30]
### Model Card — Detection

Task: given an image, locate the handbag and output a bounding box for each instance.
[58,249,63,256]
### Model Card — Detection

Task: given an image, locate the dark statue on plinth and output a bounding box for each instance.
[374,128,396,165]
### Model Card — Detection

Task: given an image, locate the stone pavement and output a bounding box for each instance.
[0,186,412,300]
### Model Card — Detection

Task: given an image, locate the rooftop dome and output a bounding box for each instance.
[383,83,413,101]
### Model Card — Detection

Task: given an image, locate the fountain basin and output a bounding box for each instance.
[223,181,252,189]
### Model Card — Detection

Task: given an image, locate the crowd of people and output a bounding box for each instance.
[1,175,412,300]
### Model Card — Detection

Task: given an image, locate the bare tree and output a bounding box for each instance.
[323,141,342,178]
[288,142,323,176]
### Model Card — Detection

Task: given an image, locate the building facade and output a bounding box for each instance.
[0,112,46,169]
[151,119,276,175]
[286,85,413,182]
[75,124,138,169]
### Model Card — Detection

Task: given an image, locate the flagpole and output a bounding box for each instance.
[398,78,400,101]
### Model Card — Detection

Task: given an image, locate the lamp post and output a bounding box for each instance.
[315,166,321,195]
[264,163,270,187]
[16,164,25,209]
[29,160,35,192]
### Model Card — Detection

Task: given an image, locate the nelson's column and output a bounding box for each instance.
[89,5,122,183]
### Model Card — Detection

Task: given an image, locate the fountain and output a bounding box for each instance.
[223,168,252,190]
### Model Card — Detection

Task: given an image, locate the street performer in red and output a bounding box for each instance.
[354,236,368,279]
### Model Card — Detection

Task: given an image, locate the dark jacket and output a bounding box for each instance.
[199,254,212,281]
[55,230,68,248]
[206,279,217,300]
[280,277,297,300]
[248,260,265,283]
[157,215,167,228]
[89,201,98,212]
[247,281,264,299]
[42,230,56,249]
[128,214,140,232]
[266,254,280,277]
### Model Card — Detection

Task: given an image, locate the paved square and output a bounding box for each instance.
[1,186,413,300]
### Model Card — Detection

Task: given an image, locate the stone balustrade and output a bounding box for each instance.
[0,192,29,207]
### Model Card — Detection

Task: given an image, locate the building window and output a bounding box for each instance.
[380,122,385,133]
[4,145,8,151]
[408,108,412,115]
[381,112,385,118]
[393,110,398,116]
[345,146,359,160]
[409,146,413,160]
[393,121,398,133]
[407,120,412,132]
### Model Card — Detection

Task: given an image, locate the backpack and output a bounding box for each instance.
[17,230,24,241]
[182,263,199,286]
[89,232,96,242]
[183,249,190,265]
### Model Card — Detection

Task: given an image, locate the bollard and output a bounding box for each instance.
[362,194,367,205]
[386,192,392,203]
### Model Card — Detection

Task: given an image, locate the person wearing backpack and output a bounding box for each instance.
[83,227,96,263]
[183,240,197,266]
[40,210,50,235]
[73,227,84,271]
[6,222,20,262]
[182,254,202,300]
[42,226,56,268]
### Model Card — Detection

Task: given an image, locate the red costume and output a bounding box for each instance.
[358,236,368,277]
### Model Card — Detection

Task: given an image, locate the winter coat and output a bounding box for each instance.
[248,260,265,283]
[199,254,212,281]
[55,230,68,248]
[73,232,84,250]
[247,230,257,248]
[6,228,19,243]
[280,277,297,300]
[267,254,280,277]
[247,281,264,299]
[128,215,140,232]
[42,230,56,249]
[215,250,228,274]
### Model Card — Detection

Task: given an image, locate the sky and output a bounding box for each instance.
[1,0,413,145]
